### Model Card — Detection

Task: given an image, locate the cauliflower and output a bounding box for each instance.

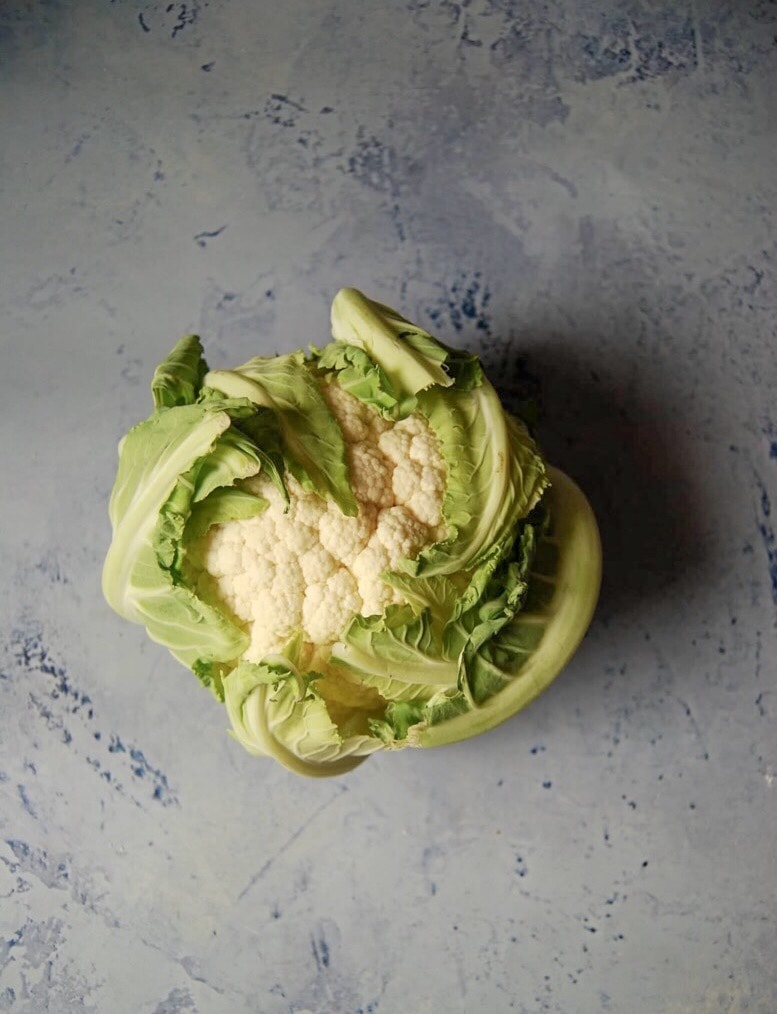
[101,288,592,779]
[198,382,447,661]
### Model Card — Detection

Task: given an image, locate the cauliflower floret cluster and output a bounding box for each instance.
[199,380,447,662]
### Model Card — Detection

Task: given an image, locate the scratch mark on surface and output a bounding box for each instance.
[310,930,330,971]
[194,225,226,248]
[236,785,348,902]
[691,0,705,76]
[670,693,709,760]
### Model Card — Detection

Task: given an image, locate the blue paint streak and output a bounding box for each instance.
[170,3,197,39]
[17,785,36,819]
[755,475,777,605]
[265,93,306,127]
[427,272,492,336]
[6,629,177,807]
[107,736,177,804]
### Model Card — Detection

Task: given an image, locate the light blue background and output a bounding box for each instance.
[1,2,776,1011]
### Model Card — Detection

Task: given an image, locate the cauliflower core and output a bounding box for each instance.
[199,380,447,662]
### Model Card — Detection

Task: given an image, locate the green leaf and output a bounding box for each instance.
[102,402,250,670]
[399,328,483,391]
[331,603,459,688]
[192,657,231,701]
[369,688,470,744]
[366,471,600,747]
[313,340,418,419]
[413,467,602,748]
[223,661,379,777]
[185,487,268,543]
[204,353,357,516]
[190,425,265,504]
[445,522,537,646]
[330,288,454,395]
[233,407,289,504]
[151,334,209,408]
[380,570,466,637]
[406,384,548,576]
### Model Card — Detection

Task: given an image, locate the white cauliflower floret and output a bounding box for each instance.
[241,516,279,558]
[198,382,447,660]
[299,544,339,585]
[318,501,375,566]
[230,557,275,614]
[374,505,432,563]
[323,375,393,443]
[202,526,244,578]
[289,487,327,529]
[303,569,362,645]
[273,511,319,555]
[379,417,447,526]
[322,378,371,442]
[353,506,434,615]
[346,442,395,508]
[351,539,395,616]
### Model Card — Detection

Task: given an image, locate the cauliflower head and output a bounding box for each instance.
[198,380,447,662]
[103,289,600,776]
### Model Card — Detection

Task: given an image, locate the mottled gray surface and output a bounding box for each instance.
[1,2,776,1011]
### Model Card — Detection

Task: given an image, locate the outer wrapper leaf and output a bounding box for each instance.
[408,467,601,748]
[409,383,548,576]
[151,334,208,408]
[330,288,454,394]
[102,403,252,684]
[224,661,381,777]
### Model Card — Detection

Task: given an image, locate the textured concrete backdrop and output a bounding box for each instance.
[1,2,776,1012]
